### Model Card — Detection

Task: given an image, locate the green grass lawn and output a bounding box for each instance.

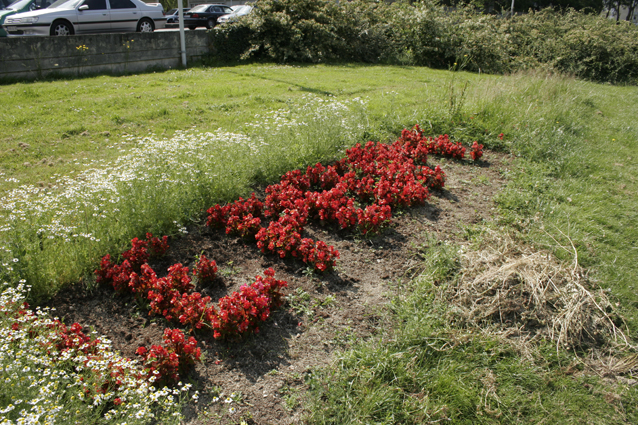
[0,65,445,189]
[1,64,637,423]
[1,65,503,190]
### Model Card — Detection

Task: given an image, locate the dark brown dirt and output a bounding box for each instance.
[47,152,511,424]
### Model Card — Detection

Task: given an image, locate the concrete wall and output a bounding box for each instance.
[0,31,211,80]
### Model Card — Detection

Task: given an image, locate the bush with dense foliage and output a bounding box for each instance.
[210,0,638,84]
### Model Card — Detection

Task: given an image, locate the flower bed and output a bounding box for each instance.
[94,125,484,384]
[1,125,486,423]
[96,237,288,344]
[208,125,482,269]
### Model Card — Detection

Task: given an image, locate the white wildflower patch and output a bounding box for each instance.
[0,128,258,287]
[246,94,367,143]
[0,128,258,242]
[0,283,191,425]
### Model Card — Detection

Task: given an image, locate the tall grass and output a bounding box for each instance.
[473,74,638,332]
[379,70,638,334]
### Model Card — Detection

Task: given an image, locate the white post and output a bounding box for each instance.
[510,0,515,17]
[178,0,187,67]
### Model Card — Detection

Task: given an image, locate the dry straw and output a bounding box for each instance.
[447,229,630,351]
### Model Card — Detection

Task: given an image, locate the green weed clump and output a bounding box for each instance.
[211,0,638,84]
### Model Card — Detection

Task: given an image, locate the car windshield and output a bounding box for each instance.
[188,4,207,12]
[5,0,31,10]
[48,0,80,8]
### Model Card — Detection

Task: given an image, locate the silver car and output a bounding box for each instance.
[217,4,252,24]
[3,0,165,36]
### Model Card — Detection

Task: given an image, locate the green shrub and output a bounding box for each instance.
[240,0,342,63]
[534,10,638,82]
[211,0,638,84]
[208,23,253,62]
[211,0,403,64]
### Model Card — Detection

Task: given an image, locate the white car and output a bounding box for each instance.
[217,4,251,24]
[3,0,165,36]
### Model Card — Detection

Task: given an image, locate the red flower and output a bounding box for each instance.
[470,141,484,161]
[193,255,218,285]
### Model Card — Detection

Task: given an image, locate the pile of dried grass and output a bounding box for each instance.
[585,352,638,378]
[446,230,629,350]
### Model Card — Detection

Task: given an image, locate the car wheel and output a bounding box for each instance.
[206,18,215,29]
[137,18,154,33]
[188,26,196,30]
[50,20,73,36]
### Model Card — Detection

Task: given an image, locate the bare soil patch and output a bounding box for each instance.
[46,152,511,424]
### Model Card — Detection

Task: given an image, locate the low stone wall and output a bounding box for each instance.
[0,31,211,80]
